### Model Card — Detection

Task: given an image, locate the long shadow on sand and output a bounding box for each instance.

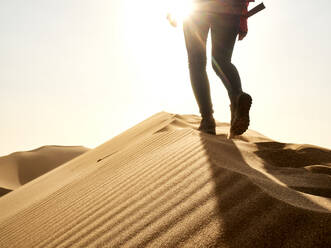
[0,187,12,197]
[254,142,331,197]
[193,132,331,248]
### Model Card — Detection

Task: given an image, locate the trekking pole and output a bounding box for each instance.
[246,2,265,18]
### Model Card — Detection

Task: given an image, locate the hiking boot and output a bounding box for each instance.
[198,115,216,135]
[230,92,252,136]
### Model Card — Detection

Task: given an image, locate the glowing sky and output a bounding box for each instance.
[0,0,330,155]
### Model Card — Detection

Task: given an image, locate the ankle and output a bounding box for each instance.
[201,113,214,120]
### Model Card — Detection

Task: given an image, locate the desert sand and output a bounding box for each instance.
[0,112,330,247]
[0,146,89,197]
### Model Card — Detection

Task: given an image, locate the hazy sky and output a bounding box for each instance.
[0,0,330,156]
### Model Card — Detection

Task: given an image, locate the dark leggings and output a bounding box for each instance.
[183,13,242,117]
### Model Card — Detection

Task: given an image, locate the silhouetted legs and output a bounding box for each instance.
[183,13,242,116]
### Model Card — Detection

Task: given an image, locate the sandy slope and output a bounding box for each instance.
[0,146,89,196]
[0,112,330,248]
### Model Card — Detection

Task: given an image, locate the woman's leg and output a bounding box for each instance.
[211,15,252,136]
[210,15,242,104]
[183,14,213,118]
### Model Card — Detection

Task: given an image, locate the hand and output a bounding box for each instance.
[166,13,177,28]
[238,31,247,41]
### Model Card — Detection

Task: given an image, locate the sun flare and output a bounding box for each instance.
[167,0,195,27]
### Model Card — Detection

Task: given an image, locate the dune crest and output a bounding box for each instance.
[0,145,89,195]
[0,112,330,248]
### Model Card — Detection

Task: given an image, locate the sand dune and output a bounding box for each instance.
[0,146,89,196]
[0,112,330,247]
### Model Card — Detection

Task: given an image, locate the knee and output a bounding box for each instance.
[212,57,228,76]
[188,54,207,71]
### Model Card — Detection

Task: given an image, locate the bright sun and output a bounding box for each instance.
[166,0,195,27]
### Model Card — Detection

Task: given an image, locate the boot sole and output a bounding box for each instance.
[230,93,252,136]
